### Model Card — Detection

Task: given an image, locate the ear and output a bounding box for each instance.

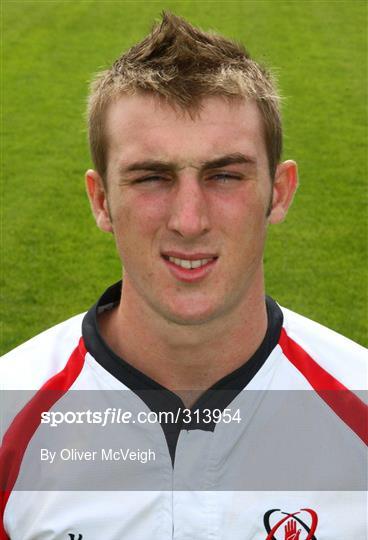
[85,169,113,233]
[268,160,298,224]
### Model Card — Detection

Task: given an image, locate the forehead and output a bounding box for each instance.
[104,94,267,169]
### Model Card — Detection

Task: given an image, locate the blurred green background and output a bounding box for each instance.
[2,0,367,353]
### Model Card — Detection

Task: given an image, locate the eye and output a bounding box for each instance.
[209,173,242,183]
[134,175,171,184]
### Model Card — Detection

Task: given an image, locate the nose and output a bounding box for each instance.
[167,174,210,238]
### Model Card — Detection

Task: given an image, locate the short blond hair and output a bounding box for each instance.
[88,12,282,180]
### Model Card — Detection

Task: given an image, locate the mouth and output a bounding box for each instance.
[161,252,218,282]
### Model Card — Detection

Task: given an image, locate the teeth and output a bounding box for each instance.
[176,258,191,269]
[168,257,213,269]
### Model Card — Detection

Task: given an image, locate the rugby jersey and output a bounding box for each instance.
[1,282,367,540]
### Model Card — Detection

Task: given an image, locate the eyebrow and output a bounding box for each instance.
[118,153,256,175]
[201,153,256,171]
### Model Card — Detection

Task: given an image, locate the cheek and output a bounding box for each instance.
[214,187,267,229]
[136,192,170,223]
[111,193,167,246]
[219,194,268,266]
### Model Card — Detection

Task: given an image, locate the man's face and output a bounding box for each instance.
[88,94,295,326]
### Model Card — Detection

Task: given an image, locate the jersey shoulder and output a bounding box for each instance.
[279,305,367,390]
[0,313,85,390]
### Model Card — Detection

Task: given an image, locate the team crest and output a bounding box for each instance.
[264,508,318,540]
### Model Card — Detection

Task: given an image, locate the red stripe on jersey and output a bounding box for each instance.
[0,338,87,540]
[279,327,368,445]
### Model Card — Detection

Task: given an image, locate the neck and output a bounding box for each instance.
[99,276,268,400]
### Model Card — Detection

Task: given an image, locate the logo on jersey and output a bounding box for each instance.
[68,534,83,540]
[263,508,318,540]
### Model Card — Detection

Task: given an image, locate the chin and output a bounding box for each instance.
[161,302,221,326]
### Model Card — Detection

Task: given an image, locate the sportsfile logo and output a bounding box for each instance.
[263,508,318,540]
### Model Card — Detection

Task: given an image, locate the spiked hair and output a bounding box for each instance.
[87,12,282,180]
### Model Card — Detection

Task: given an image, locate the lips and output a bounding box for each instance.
[161,251,218,282]
[166,256,214,269]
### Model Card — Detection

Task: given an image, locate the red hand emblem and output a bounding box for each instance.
[284,519,301,540]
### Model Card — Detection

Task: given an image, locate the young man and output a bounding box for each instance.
[1,12,366,540]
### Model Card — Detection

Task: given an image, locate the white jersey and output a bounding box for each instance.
[1,282,367,540]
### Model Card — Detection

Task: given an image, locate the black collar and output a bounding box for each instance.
[82,281,283,463]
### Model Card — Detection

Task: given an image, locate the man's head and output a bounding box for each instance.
[85,14,297,328]
[87,11,282,183]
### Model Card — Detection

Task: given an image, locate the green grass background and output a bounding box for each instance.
[2,0,367,353]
